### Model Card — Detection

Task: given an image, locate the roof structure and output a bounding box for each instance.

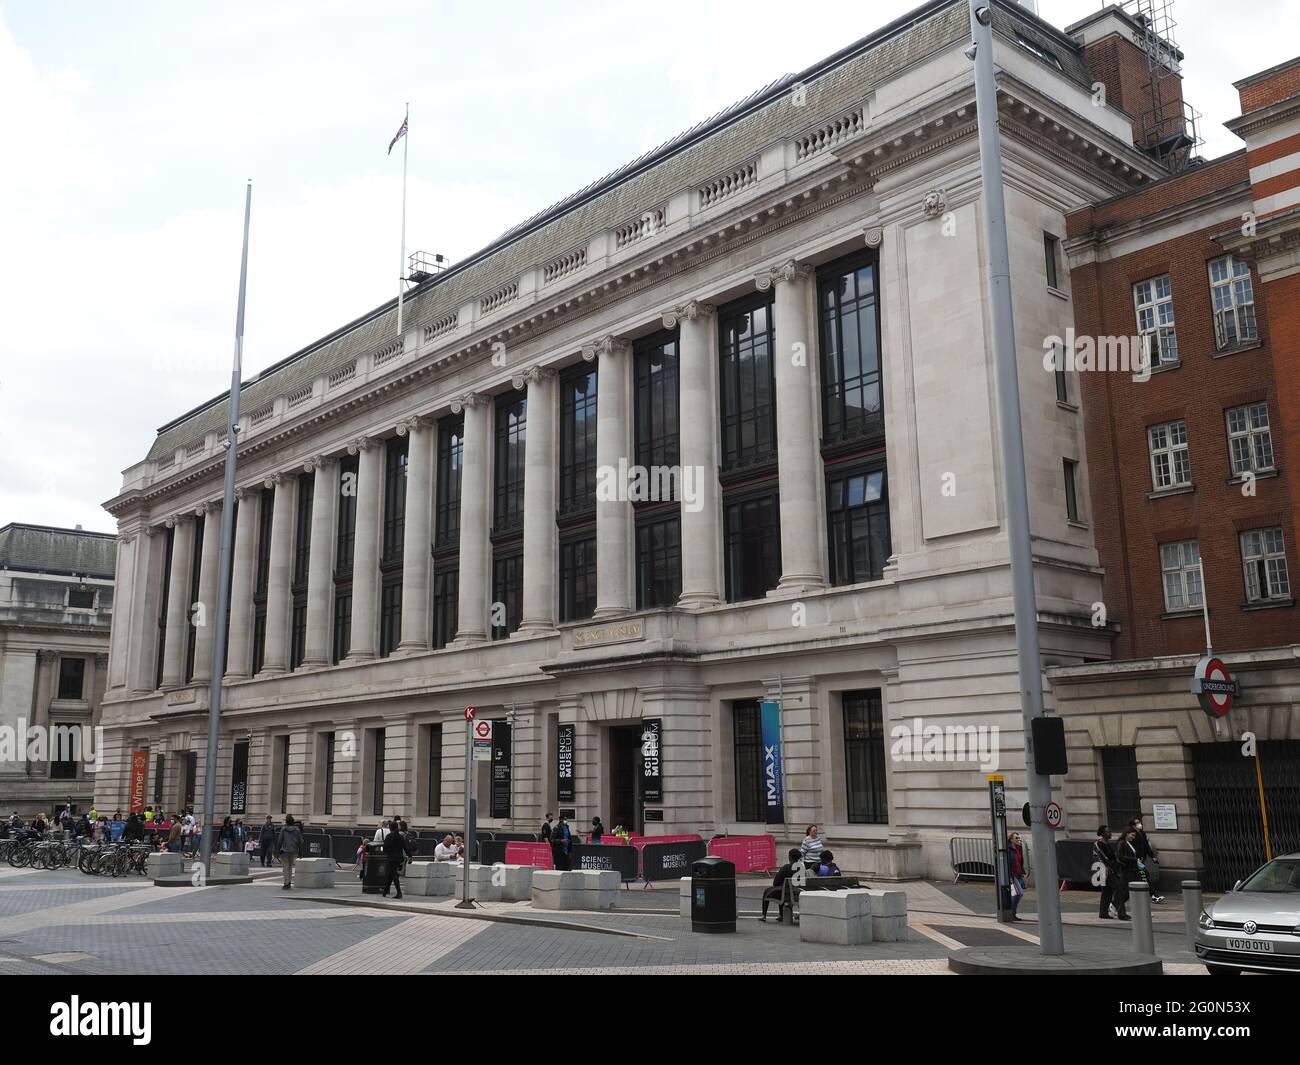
[0,524,117,579]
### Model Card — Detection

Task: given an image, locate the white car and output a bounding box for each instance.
[1194,853,1300,975]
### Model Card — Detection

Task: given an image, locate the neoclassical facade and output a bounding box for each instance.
[99,0,1167,877]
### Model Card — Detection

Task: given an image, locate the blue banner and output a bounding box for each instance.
[760,700,784,824]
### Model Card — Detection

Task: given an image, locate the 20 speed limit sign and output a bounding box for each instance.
[1044,801,1063,830]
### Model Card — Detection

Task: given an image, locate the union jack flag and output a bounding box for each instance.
[388,114,408,155]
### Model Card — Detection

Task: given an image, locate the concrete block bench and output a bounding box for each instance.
[212,851,249,877]
[404,861,457,897]
[494,863,534,902]
[679,877,692,919]
[147,852,186,880]
[797,889,909,944]
[292,857,335,889]
[531,869,619,911]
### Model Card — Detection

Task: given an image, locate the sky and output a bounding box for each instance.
[1,0,1295,535]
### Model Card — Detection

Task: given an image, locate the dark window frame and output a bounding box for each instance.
[718,293,777,476]
[825,456,891,587]
[817,251,884,454]
[843,689,888,825]
[558,533,597,623]
[723,487,781,603]
[57,657,86,701]
[251,486,275,674]
[290,473,314,670]
[332,454,359,663]
[558,364,598,521]
[733,699,764,823]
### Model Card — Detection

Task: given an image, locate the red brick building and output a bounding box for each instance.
[1048,24,1300,891]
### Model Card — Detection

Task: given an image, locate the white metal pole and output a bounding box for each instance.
[398,102,408,339]
[1198,558,1212,653]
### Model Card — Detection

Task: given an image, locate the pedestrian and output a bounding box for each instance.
[815,850,841,877]
[1007,832,1027,921]
[800,825,825,867]
[761,848,805,922]
[234,819,247,852]
[166,817,183,853]
[1127,817,1163,902]
[259,816,276,867]
[540,813,553,843]
[1094,825,1129,920]
[553,816,572,870]
[590,816,604,844]
[373,819,390,843]
[356,839,369,880]
[1114,828,1140,921]
[382,820,411,899]
[434,834,458,862]
[276,814,303,889]
[219,816,235,852]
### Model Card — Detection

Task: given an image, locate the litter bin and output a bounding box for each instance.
[690,856,736,933]
[362,850,390,895]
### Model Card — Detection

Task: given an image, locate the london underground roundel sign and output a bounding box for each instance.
[1191,656,1239,719]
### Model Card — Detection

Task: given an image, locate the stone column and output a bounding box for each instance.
[664,300,721,607]
[258,473,295,675]
[32,649,58,733]
[760,259,827,592]
[128,526,165,692]
[397,416,435,652]
[453,394,490,644]
[107,534,136,690]
[225,487,259,680]
[514,367,558,634]
[160,515,195,689]
[586,335,633,619]
[302,456,337,668]
[191,502,222,684]
[347,437,383,660]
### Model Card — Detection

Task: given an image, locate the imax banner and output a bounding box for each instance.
[760,700,784,824]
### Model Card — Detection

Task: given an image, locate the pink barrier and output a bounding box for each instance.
[584,835,627,845]
[504,841,554,869]
[707,834,778,873]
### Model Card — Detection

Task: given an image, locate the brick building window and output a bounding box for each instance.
[1133,274,1178,367]
[1225,403,1274,475]
[1160,540,1202,611]
[1148,420,1191,490]
[1208,255,1256,349]
[1241,528,1290,603]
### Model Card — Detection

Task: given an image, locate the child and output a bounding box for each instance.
[816,850,841,877]
[356,840,369,881]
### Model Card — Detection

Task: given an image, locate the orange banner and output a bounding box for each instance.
[129,750,149,814]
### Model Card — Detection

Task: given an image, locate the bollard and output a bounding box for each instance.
[1130,881,1154,955]
[1182,880,1202,954]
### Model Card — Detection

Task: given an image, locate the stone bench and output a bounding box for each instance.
[404,861,457,897]
[679,876,692,919]
[147,852,186,880]
[798,889,908,945]
[212,851,249,877]
[292,857,335,889]
[531,869,620,911]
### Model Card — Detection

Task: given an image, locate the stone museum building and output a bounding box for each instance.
[97,0,1220,879]
[0,523,116,816]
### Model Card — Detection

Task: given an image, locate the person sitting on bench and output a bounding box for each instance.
[761,849,804,922]
[814,850,841,877]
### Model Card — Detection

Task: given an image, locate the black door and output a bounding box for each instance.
[1192,740,1300,890]
[610,726,641,835]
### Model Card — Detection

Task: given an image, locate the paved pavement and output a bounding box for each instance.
[0,863,1210,976]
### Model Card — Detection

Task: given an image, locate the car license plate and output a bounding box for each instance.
[1226,938,1273,953]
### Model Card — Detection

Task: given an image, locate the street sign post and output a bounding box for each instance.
[458,707,477,908]
[988,774,1013,923]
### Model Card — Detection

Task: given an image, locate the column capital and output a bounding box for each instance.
[863,224,884,248]
[303,454,337,474]
[755,258,813,291]
[347,435,377,455]
[194,501,216,517]
[661,299,715,329]
[143,524,161,538]
[262,471,284,489]
[36,648,58,664]
[234,484,257,500]
[395,414,433,436]
[94,653,109,669]
[511,364,559,391]
[163,514,192,530]
[580,335,631,363]
[450,392,486,414]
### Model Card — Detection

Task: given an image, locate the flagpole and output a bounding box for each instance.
[398,101,408,339]
[201,180,251,878]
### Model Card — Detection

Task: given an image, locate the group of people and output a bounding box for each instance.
[1093,818,1163,920]
[761,826,844,921]
[537,813,629,868]
[355,818,435,899]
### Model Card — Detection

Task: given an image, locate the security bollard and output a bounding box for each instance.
[1130,881,1154,955]
[1182,880,1202,954]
